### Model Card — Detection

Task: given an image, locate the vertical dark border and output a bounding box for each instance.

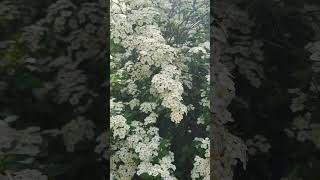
[106,0,111,179]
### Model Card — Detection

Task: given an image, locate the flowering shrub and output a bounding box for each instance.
[110,0,210,179]
[0,0,107,179]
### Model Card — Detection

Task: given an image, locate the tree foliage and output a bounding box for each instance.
[110,0,210,179]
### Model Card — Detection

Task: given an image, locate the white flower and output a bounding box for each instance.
[144,113,158,125]
[188,47,207,54]
[191,137,210,179]
[139,102,157,113]
[110,115,130,139]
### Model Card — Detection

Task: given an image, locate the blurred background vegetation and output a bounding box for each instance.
[0,0,107,179]
[224,0,320,179]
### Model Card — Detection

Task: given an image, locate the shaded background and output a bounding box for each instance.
[216,0,320,179]
[0,0,108,179]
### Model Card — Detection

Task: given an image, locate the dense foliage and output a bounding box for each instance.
[2,0,320,179]
[0,0,107,179]
[110,0,210,179]
[213,0,320,179]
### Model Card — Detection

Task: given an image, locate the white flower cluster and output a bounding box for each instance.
[139,102,157,113]
[144,113,158,125]
[135,31,176,68]
[126,122,160,161]
[110,115,130,139]
[111,145,137,179]
[151,65,187,123]
[110,98,124,114]
[128,98,140,110]
[191,137,210,180]
[111,120,177,179]
[188,41,210,60]
[200,89,209,108]
[197,116,206,125]
[188,47,207,54]
[137,152,177,180]
[111,0,209,178]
